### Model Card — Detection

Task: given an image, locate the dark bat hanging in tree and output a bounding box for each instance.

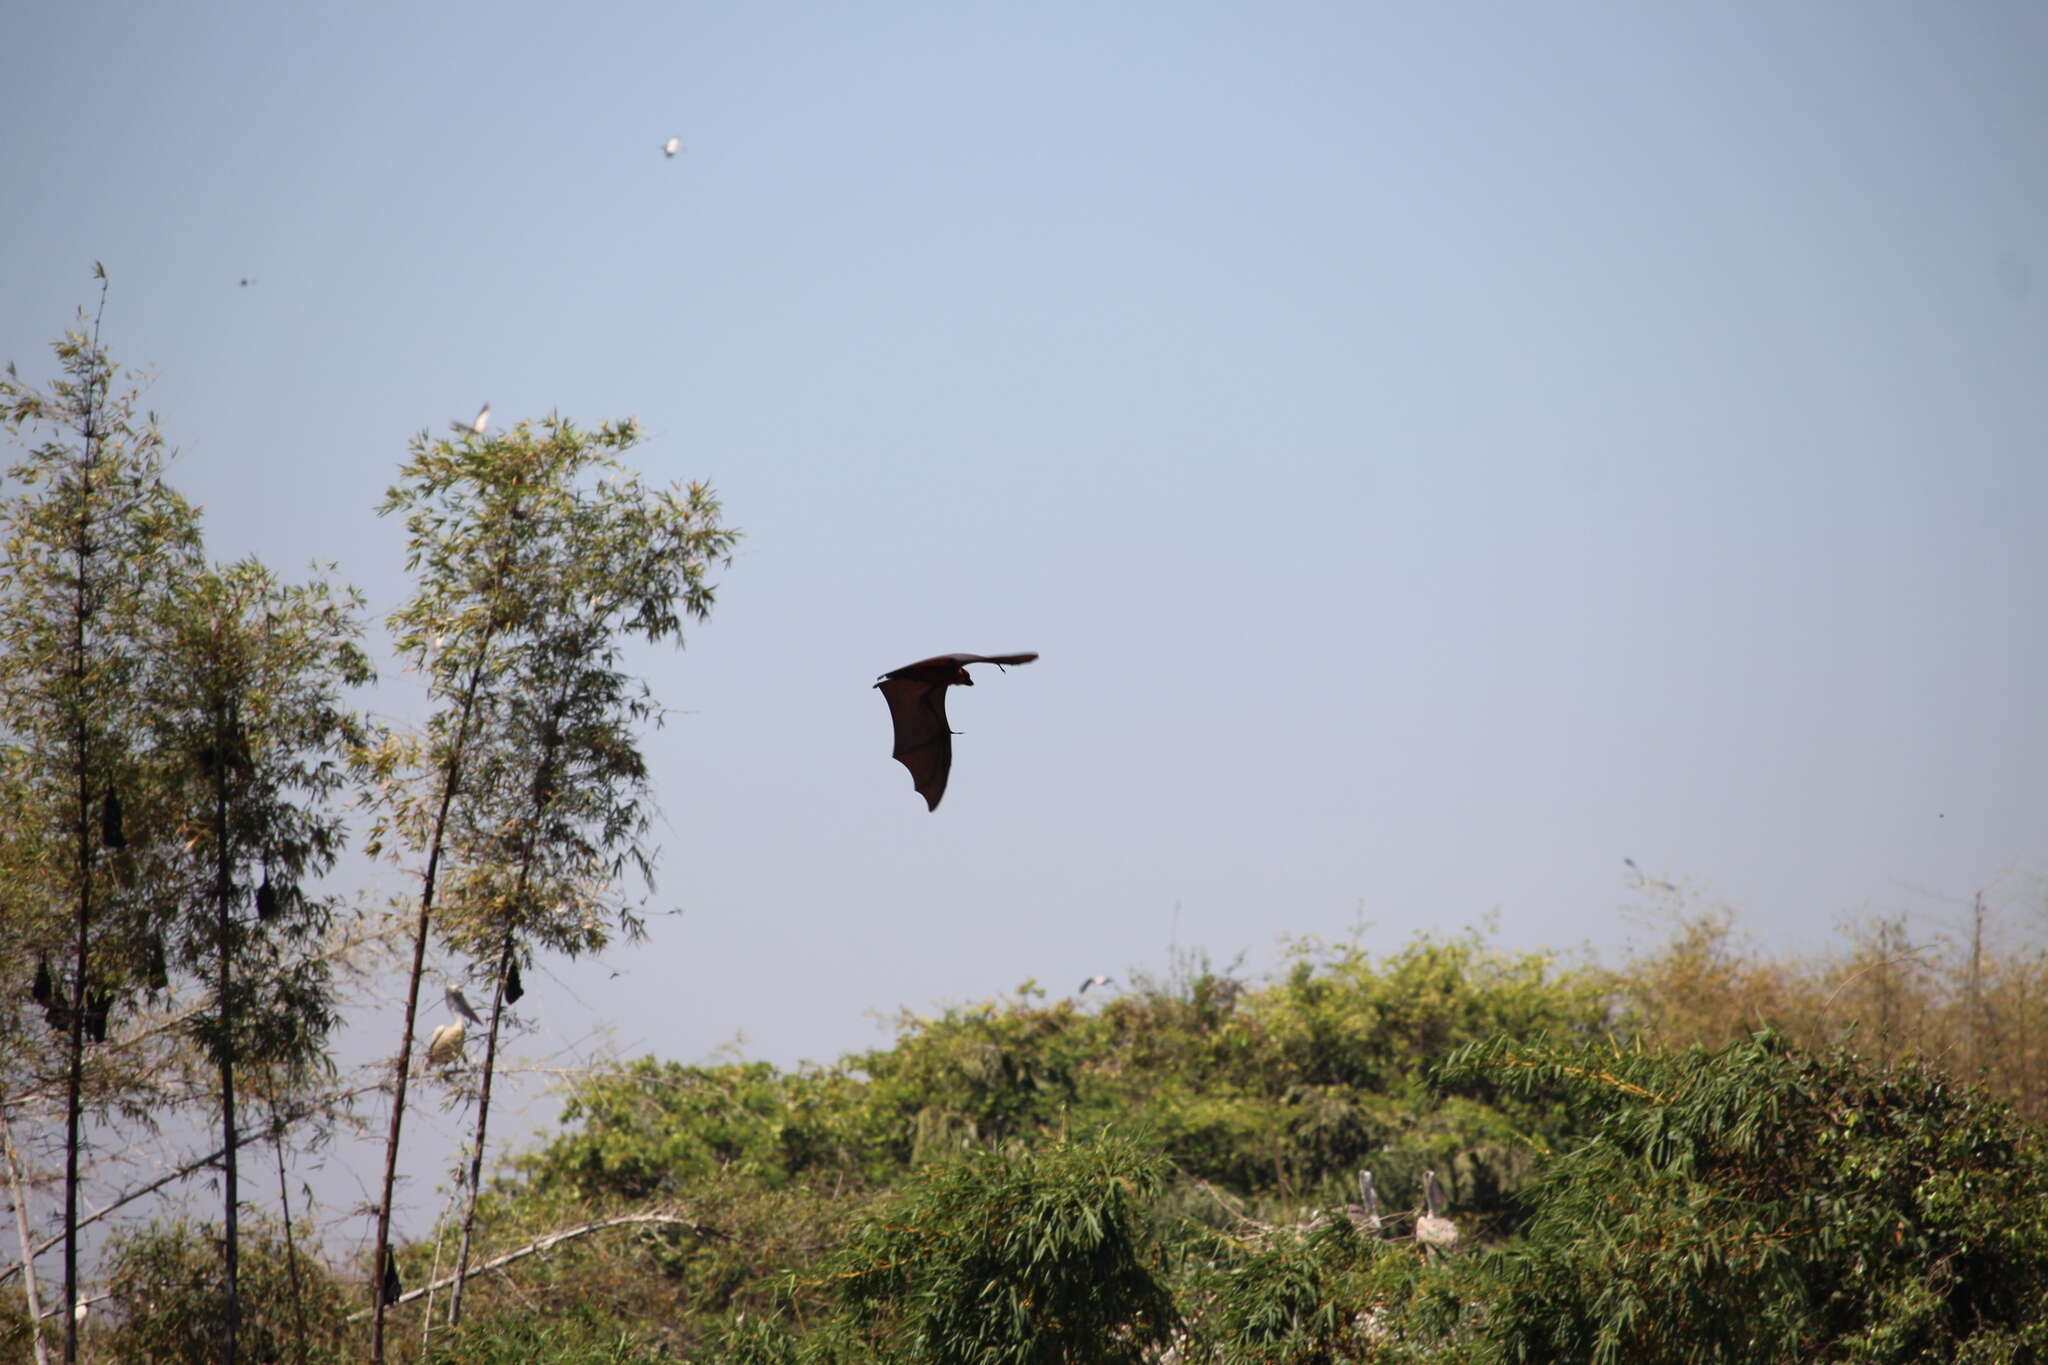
[875,652,1039,811]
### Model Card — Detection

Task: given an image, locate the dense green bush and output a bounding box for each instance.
[1173,1213,1493,1365]
[1443,1032,2048,1364]
[102,1217,352,1364]
[522,935,1612,1223]
[417,1304,674,1364]
[61,926,2040,1360]
[827,1133,1176,1365]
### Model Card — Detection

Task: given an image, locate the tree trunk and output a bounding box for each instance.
[2,1108,51,1365]
[272,1113,309,1365]
[446,931,518,1326]
[63,814,89,1365]
[369,648,495,1364]
[216,780,240,1365]
[368,856,437,1365]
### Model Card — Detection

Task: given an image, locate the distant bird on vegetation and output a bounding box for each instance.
[452,403,490,436]
[1346,1169,1381,1235]
[1415,1169,1457,1253]
[874,652,1039,811]
[1078,975,1113,994]
[425,1020,466,1071]
[662,136,682,157]
[444,986,483,1027]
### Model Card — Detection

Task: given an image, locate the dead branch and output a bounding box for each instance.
[347,1211,727,1320]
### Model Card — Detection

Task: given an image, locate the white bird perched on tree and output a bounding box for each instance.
[1346,1169,1381,1235]
[452,403,489,436]
[662,136,683,157]
[425,1020,466,1071]
[444,985,483,1027]
[1078,975,1113,994]
[1415,1168,1458,1253]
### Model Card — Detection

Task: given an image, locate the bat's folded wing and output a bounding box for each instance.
[876,678,953,811]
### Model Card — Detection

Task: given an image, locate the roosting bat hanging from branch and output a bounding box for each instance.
[874,652,1038,811]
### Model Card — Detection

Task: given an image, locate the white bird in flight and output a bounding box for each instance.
[1078,974,1113,994]
[662,136,682,158]
[452,403,490,436]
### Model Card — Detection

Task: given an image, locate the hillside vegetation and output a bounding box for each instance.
[49,914,2048,1363]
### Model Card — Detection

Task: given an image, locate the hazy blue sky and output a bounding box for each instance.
[5,1,2044,1246]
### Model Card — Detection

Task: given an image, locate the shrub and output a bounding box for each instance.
[1442,1032,2048,1363]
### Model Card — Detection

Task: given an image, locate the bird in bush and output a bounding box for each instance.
[1347,1169,1382,1235]
[1416,1169,1457,1252]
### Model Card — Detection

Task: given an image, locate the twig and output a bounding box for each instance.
[1821,945,1936,1017]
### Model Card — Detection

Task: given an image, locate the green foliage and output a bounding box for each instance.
[827,1133,1177,1365]
[1442,1032,2048,1363]
[476,936,2048,1363]
[1178,1215,1492,1365]
[0,306,205,1040]
[526,1057,876,1200]
[102,1218,354,1363]
[377,414,738,964]
[1,283,211,1364]
[417,1304,675,1364]
[146,556,370,1078]
[849,934,1609,1221]
[0,1286,36,1359]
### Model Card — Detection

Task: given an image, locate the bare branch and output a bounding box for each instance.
[347,1211,727,1321]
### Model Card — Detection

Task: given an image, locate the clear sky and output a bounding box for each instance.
[5,0,2045,1246]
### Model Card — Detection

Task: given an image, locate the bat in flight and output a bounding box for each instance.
[875,652,1038,810]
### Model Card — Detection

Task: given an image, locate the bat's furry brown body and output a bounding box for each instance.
[874,652,1038,810]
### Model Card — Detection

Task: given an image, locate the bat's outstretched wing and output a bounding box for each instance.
[884,652,1038,679]
[876,676,953,810]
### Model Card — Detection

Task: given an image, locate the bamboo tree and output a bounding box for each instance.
[362,414,734,1359]
[0,270,202,1363]
[436,426,735,1325]
[144,558,369,1364]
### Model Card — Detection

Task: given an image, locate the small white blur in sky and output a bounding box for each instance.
[3,0,2045,1243]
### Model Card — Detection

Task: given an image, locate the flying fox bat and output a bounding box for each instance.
[875,652,1038,811]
